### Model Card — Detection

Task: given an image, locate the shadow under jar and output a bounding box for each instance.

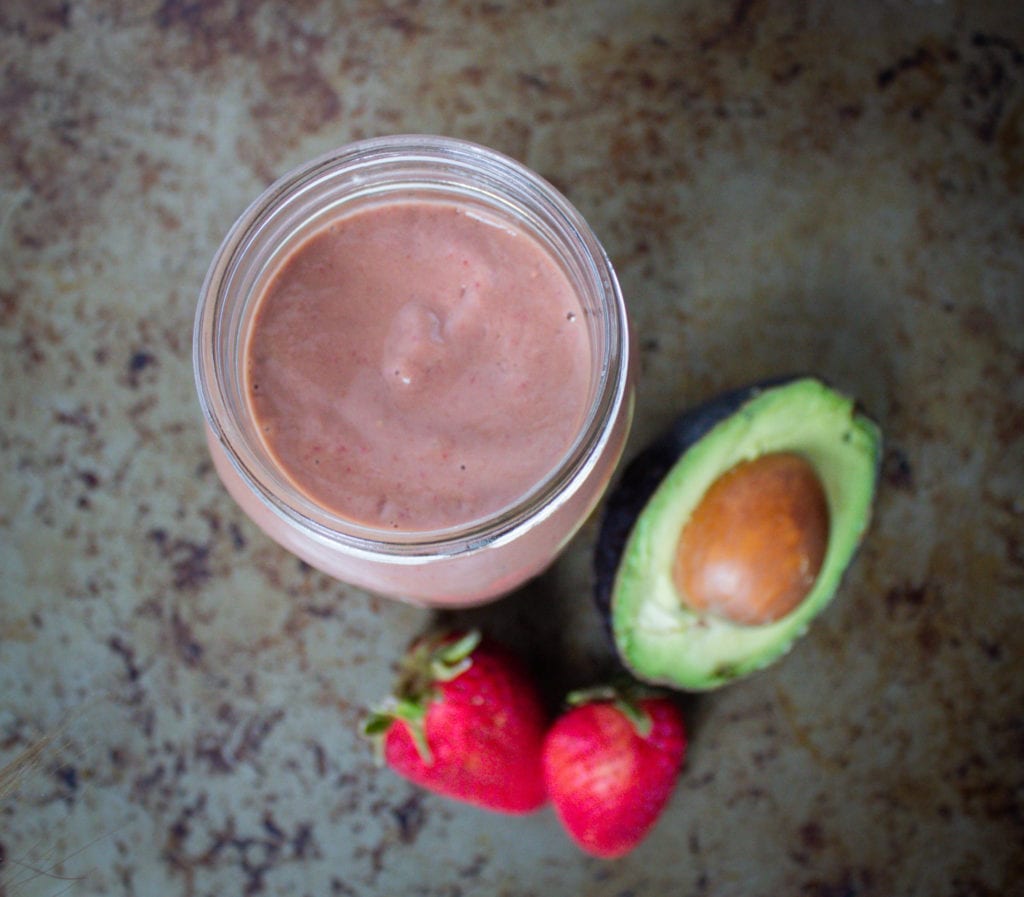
[194,136,633,607]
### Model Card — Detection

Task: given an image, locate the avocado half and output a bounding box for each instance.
[595,377,882,691]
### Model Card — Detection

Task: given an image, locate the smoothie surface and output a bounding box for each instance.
[245,198,592,531]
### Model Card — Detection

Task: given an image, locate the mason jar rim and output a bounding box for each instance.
[193,134,630,561]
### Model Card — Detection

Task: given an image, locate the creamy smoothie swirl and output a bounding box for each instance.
[245,198,592,533]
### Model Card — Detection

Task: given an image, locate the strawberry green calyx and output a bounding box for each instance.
[363,629,483,765]
[364,697,431,763]
[565,680,668,739]
[429,629,481,681]
[398,628,480,695]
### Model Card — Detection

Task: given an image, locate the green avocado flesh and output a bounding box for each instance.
[611,378,882,691]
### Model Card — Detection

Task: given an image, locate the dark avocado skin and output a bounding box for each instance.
[593,375,799,626]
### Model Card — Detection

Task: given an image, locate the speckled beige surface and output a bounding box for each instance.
[2,2,1023,895]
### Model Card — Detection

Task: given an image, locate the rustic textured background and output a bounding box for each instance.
[2,2,1022,895]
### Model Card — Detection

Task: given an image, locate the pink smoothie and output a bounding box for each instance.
[244,199,593,533]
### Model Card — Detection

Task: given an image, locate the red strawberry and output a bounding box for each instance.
[542,683,686,858]
[364,629,548,814]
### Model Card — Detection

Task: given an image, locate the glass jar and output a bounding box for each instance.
[193,135,633,606]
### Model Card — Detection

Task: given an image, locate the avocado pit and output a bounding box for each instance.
[672,452,830,626]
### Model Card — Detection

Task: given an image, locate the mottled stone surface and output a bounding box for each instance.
[2,2,1023,895]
